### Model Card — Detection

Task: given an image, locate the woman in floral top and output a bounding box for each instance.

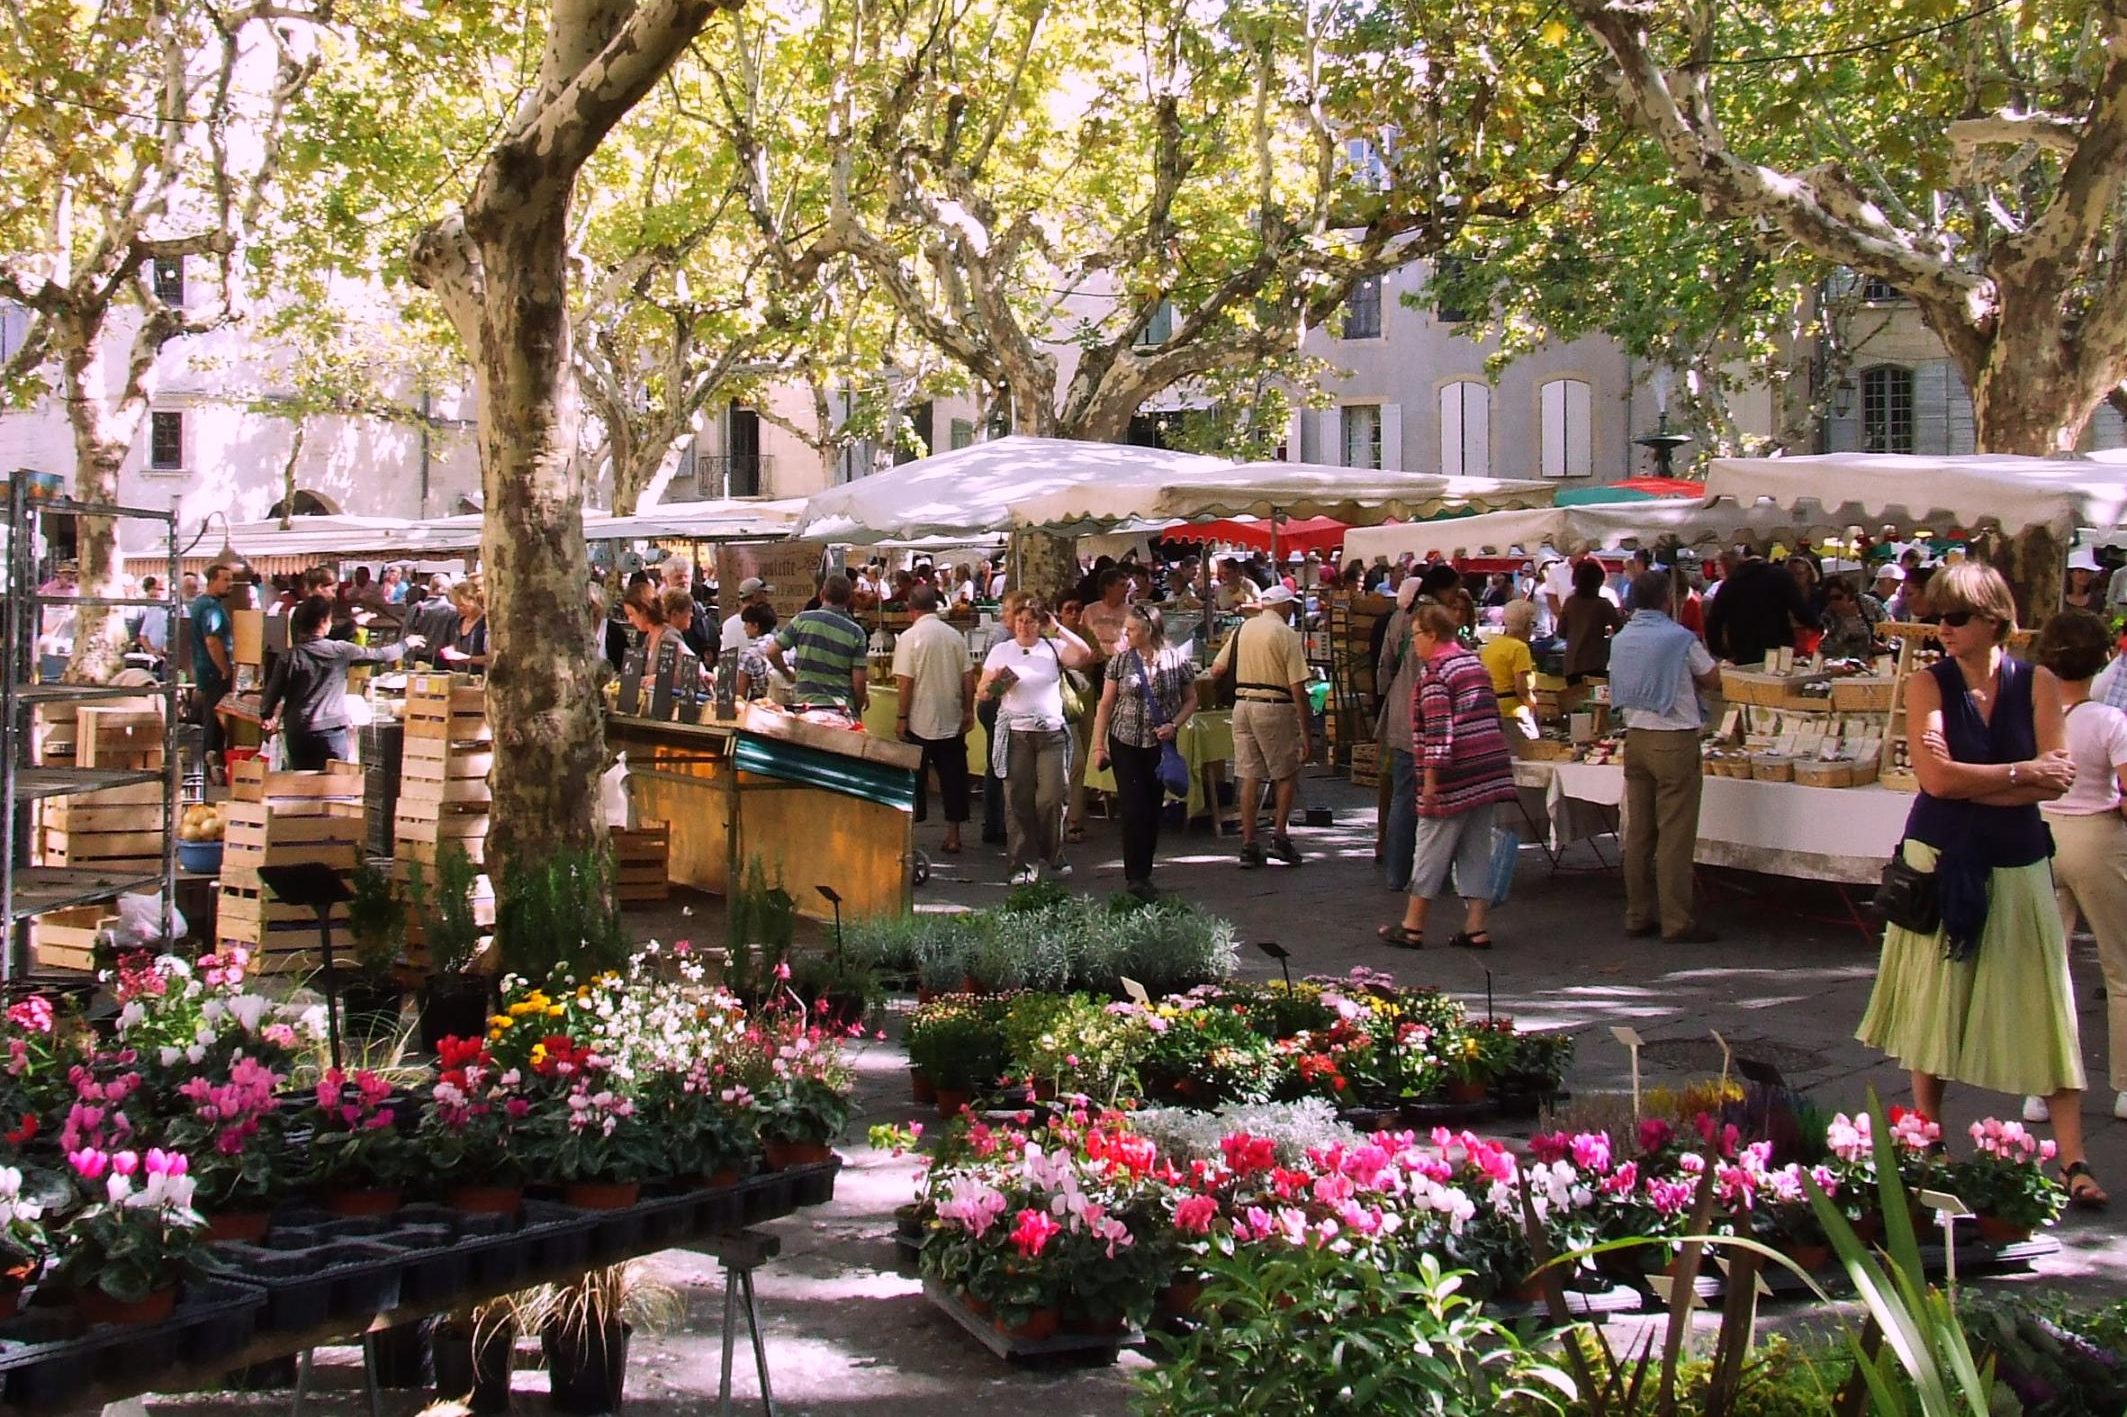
[1090,604,1198,901]
[1377,600,1517,951]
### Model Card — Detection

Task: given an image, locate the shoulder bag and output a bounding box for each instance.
[1872,844,1941,935]
[1135,651,1193,799]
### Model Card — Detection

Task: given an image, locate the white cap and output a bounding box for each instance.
[1258,584,1297,607]
[2069,547,2102,572]
[738,577,770,595]
[1872,563,1904,584]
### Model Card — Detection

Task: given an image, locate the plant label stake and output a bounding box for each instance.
[256,863,357,1072]
[1710,1029,1734,1092]
[1609,1026,1645,1119]
[1918,1189,1972,1294]
[1644,1271,1699,1311]
[815,885,844,960]
[1253,940,1293,993]
[1713,1255,1774,1298]
[1119,977,1150,1007]
[1483,967,1494,1026]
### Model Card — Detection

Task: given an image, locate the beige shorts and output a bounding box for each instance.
[1231,699,1303,781]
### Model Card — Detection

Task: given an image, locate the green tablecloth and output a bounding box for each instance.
[861,684,987,774]
[1081,710,1234,819]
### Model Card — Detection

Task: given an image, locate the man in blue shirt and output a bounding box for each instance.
[190,562,236,781]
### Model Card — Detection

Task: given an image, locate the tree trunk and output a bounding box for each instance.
[1980,523,2067,630]
[59,322,137,684]
[470,215,606,877]
[1010,529,1078,606]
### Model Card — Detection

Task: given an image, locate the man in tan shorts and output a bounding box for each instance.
[1210,585,1311,867]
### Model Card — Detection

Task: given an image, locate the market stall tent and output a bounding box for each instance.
[790,436,1226,544]
[593,497,807,543]
[1161,516,1350,556]
[1009,460,1554,533]
[1340,498,1819,563]
[1704,452,2127,535]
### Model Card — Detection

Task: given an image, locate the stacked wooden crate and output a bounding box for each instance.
[28,906,115,972]
[216,760,364,974]
[395,675,491,869]
[31,704,170,875]
[612,824,671,903]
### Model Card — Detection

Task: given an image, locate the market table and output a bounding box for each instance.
[1080,709,1235,825]
[1511,760,1618,867]
[860,684,987,775]
[1538,760,1914,886]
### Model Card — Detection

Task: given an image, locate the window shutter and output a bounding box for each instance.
[1380,403,1403,471]
[1438,386,1464,475]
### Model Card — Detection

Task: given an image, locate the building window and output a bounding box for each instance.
[950,418,975,450]
[1438,381,1490,477]
[1539,378,1593,478]
[151,257,185,306]
[1339,276,1382,340]
[1860,364,1915,453]
[1134,300,1175,348]
[1341,404,1382,470]
[1343,136,1389,191]
[1432,256,1470,324]
[1860,275,1901,303]
[148,411,184,471]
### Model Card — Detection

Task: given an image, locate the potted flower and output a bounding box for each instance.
[407,845,495,1052]
[523,1039,658,1209]
[304,1068,419,1214]
[0,1166,48,1318]
[647,1071,761,1186]
[751,1023,854,1169]
[164,1056,289,1241]
[1949,1118,2063,1244]
[343,860,408,1041]
[53,1146,202,1324]
[1756,1162,1844,1271]
[420,1037,536,1215]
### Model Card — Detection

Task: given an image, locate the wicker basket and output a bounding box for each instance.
[1793,759,1856,788]
[1752,753,1795,782]
[1829,677,1897,712]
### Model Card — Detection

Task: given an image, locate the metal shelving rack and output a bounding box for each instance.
[1,475,182,980]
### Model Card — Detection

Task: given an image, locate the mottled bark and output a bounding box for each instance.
[1010,529,1079,607]
[58,325,136,683]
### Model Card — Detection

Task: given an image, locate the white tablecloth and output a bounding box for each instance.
[1530,761,1914,885]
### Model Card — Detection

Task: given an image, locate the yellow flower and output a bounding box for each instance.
[530,1043,548,1067]
[489,1015,513,1031]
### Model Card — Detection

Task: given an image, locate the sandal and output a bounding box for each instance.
[2064,1160,2110,1210]
[1449,931,1494,951]
[1376,924,1424,950]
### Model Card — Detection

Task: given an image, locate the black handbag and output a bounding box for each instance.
[1873,845,1941,934]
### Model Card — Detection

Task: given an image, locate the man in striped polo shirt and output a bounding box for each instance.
[769,573,869,712]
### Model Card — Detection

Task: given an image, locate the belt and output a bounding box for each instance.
[1235,693,1290,703]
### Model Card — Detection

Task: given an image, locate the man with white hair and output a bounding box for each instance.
[1211,585,1311,868]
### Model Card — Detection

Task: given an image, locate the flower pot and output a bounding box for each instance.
[562,1180,640,1211]
[909,1069,937,1105]
[1783,1243,1833,1272]
[934,1088,971,1118]
[763,1140,833,1170]
[1030,1078,1057,1103]
[449,1184,525,1217]
[1445,1079,1488,1105]
[417,975,494,1054]
[705,1168,744,1189]
[994,1307,1059,1342]
[79,1285,177,1326]
[203,1209,273,1244]
[1851,1212,1884,1245]
[369,1320,431,1390]
[817,990,869,1030]
[1976,1214,2034,1246]
[1157,1280,1204,1319]
[433,1318,516,1414]
[342,980,407,1042]
[322,1186,403,1217]
[542,1318,630,1416]
[960,1290,992,1317]
[1508,1276,1548,1304]
[0,1264,32,1322]
[1064,1310,1129,1335]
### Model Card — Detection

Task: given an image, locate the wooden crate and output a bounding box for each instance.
[75,707,166,769]
[31,704,76,767]
[399,739,493,806]
[222,799,364,881]
[612,823,670,903]
[394,789,491,866]
[28,906,114,972]
[231,759,364,804]
[215,882,350,974]
[33,781,168,869]
[403,674,490,745]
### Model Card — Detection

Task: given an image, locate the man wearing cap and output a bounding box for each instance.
[1864,563,1902,626]
[720,577,772,654]
[1210,585,1310,868]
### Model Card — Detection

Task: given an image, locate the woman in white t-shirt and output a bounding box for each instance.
[977,596,1096,885]
[2036,610,2127,1120]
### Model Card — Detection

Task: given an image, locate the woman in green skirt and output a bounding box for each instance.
[1856,562,2107,1207]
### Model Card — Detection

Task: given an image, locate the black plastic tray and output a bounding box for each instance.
[0,1277,264,1408]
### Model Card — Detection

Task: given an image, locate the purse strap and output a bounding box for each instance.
[1134,649,1171,728]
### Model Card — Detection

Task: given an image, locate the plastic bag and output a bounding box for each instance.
[1482,826,1521,907]
[600,754,636,830]
[113,892,185,950]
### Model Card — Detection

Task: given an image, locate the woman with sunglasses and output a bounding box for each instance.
[1857,562,2106,1208]
[1090,604,1198,901]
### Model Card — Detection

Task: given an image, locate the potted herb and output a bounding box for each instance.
[53,1146,202,1325]
[493,846,628,986]
[906,999,1007,1115]
[0,1167,47,1319]
[163,1056,289,1241]
[421,1037,535,1215]
[1949,1117,2064,1244]
[529,1263,678,1416]
[410,845,493,1052]
[342,861,407,1041]
[431,1299,516,1415]
[304,1068,418,1214]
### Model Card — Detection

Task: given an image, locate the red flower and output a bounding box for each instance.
[1008,1207,1061,1259]
[4,1112,36,1146]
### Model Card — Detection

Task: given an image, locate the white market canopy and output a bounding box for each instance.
[127,514,495,564]
[1705,451,2127,536]
[593,497,807,543]
[1009,459,1556,534]
[1341,498,1823,564]
[791,435,1226,544]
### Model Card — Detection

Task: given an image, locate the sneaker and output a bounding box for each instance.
[2114,1092,2127,1121]
[1238,841,1265,869]
[1047,860,1074,880]
[1010,865,1038,887]
[1267,836,1303,867]
[2024,1095,2051,1123]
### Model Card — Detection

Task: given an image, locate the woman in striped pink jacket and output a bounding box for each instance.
[1377,599,1518,951]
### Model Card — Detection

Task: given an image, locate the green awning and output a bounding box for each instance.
[733,732,916,811]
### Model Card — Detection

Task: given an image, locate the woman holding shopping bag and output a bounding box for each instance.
[1377,599,1518,951]
[1091,604,1199,902]
[977,596,1097,886]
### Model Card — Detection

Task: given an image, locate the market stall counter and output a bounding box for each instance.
[606,705,918,922]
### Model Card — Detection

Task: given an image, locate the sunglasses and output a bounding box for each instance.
[1938,610,1988,628]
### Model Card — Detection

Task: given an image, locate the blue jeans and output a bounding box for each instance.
[1383,747,1418,892]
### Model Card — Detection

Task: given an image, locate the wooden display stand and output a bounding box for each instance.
[33,778,166,873]
[395,675,492,869]
[217,764,365,974]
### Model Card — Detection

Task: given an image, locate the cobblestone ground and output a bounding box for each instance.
[139,769,2127,1415]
